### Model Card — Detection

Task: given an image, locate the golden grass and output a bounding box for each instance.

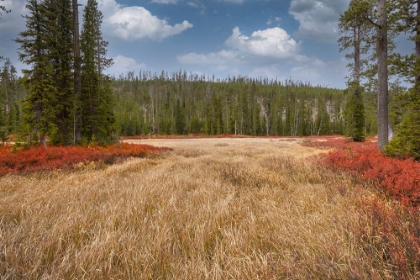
[0,138,416,279]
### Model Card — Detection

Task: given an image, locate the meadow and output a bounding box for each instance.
[1,137,419,279]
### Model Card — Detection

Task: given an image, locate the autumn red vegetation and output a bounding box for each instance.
[304,136,420,207]
[0,143,170,176]
[353,197,420,278]
[304,136,420,276]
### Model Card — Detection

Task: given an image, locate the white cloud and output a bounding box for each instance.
[91,0,192,41]
[107,7,193,41]
[107,55,146,76]
[177,26,302,69]
[225,27,299,59]
[289,0,350,42]
[151,0,179,4]
[177,50,239,66]
[177,26,307,80]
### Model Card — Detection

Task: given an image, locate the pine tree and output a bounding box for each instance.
[338,0,392,147]
[44,0,75,145]
[344,83,365,141]
[0,59,20,142]
[15,0,58,147]
[79,0,115,144]
[338,0,373,142]
[385,0,420,158]
[175,99,186,134]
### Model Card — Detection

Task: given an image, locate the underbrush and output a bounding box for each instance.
[304,136,420,207]
[0,143,171,176]
[305,136,420,277]
[353,198,420,279]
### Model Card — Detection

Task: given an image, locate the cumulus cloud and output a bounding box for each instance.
[84,0,192,41]
[177,27,308,79]
[107,55,146,76]
[106,7,192,41]
[178,26,304,69]
[225,27,299,59]
[289,0,350,42]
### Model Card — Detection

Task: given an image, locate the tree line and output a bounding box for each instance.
[112,70,382,138]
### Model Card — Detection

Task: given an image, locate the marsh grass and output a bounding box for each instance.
[0,138,418,279]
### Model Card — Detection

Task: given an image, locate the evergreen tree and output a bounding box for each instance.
[385,0,420,158]
[79,0,116,143]
[175,99,186,134]
[0,59,20,142]
[344,83,366,141]
[15,0,58,147]
[385,85,420,159]
[338,0,374,142]
[45,0,75,145]
[338,0,390,149]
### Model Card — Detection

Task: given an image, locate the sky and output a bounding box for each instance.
[0,0,380,89]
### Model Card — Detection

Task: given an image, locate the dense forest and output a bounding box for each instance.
[3,56,408,143]
[112,70,383,137]
[1,0,420,158]
[1,63,387,139]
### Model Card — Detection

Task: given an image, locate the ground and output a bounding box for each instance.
[0,137,417,279]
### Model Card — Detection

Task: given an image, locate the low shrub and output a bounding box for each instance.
[305,136,420,207]
[0,143,171,176]
[354,198,420,278]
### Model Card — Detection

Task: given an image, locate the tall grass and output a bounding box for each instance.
[1,138,418,279]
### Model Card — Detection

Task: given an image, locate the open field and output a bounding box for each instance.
[1,138,419,279]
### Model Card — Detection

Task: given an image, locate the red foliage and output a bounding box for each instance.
[0,143,171,176]
[354,198,420,277]
[308,136,420,207]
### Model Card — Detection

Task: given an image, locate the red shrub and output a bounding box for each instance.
[314,138,420,207]
[354,198,420,277]
[0,143,171,176]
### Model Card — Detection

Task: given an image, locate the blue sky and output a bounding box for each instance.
[1,0,360,88]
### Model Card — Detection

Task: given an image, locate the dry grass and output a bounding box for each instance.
[0,138,417,279]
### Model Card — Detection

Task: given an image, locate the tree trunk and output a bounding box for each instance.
[377,0,388,150]
[354,26,361,86]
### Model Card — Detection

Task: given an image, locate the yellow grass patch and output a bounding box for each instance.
[0,138,413,278]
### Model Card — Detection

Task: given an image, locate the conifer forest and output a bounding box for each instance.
[0,0,419,158]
